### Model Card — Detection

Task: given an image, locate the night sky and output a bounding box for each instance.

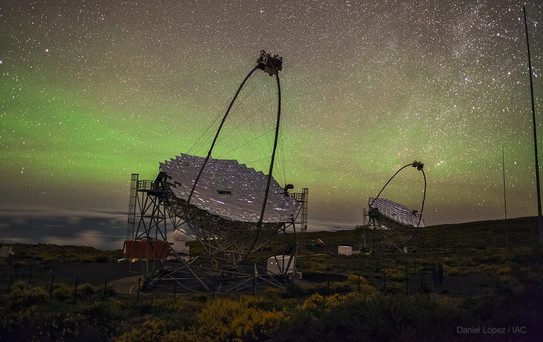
[1,0,543,249]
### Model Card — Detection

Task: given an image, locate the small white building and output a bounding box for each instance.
[267,255,295,275]
[0,246,13,260]
[338,245,353,256]
[172,229,190,255]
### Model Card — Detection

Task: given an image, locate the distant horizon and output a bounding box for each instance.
[0,202,537,250]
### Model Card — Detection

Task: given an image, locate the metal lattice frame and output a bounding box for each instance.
[292,188,308,231]
[367,209,422,253]
[125,173,303,293]
[125,173,171,278]
[167,194,286,266]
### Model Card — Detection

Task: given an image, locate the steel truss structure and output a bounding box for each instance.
[125,172,302,293]
[291,188,309,231]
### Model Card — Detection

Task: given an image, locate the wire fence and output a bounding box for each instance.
[0,255,446,300]
[297,255,445,296]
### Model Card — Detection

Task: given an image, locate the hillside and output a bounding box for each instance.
[1,217,542,341]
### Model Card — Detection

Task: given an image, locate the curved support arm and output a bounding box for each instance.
[187,65,260,205]
[185,50,284,266]
[418,168,427,228]
[239,71,282,264]
[186,53,283,265]
[257,72,281,227]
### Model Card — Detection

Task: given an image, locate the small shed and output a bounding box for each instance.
[0,246,13,261]
[123,241,170,259]
[0,246,13,260]
[172,229,190,255]
[338,245,353,256]
[267,255,295,275]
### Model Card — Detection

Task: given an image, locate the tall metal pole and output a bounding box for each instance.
[502,146,508,256]
[502,147,507,220]
[523,6,543,246]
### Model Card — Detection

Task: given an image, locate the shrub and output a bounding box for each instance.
[115,317,170,342]
[6,280,49,308]
[345,274,379,297]
[149,296,202,328]
[275,294,467,341]
[383,265,405,281]
[1,281,49,340]
[52,282,73,302]
[79,283,98,296]
[496,264,512,275]
[300,292,349,313]
[303,255,332,273]
[194,297,285,341]
[115,297,287,342]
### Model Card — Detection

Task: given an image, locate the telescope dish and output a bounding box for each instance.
[161,154,298,223]
[369,197,425,228]
[364,161,427,253]
[367,197,424,253]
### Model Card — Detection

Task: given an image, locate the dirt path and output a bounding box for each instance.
[111,275,141,294]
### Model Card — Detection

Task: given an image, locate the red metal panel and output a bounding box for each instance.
[123,241,170,259]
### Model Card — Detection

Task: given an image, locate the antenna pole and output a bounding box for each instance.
[503,146,508,256]
[502,147,507,220]
[523,6,543,246]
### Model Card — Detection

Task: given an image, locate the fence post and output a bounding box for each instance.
[357,274,361,293]
[253,264,256,297]
[103,278,108,299]
[174,280,177,303]
[438,262,443,286]
[432,262,437,286]
[137,278,141,303]
[212,275,216,300]
[327,262,330,291]
[383,271,387,294]
[50,275,55,299]
[420,263,424,291]
[405,263,408,296]
[73,276,79,304]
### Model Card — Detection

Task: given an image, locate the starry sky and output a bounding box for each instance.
[1,0,543,249]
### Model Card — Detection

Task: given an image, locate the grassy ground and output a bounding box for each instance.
[0,217,542,341]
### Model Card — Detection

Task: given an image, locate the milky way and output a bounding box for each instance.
[1,0,543,247]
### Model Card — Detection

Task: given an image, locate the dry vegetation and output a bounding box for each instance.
[1,217,542,341]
